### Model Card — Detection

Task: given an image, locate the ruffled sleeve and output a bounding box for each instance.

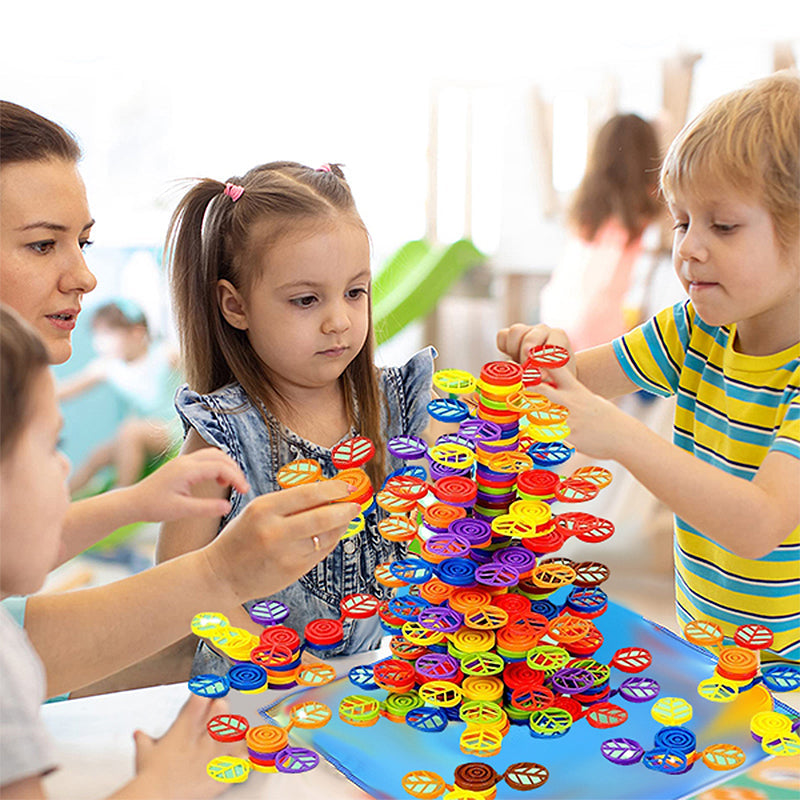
[174,383,242,460]
[380,346,436,438]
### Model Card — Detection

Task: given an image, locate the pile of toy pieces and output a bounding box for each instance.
[185,349,798,792]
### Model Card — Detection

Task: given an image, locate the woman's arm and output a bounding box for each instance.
[26,480,359,697]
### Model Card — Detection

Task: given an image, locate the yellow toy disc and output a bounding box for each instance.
[651,697,693,726]
[207,756,251,784]
[190,612,229,638]
[433,369,476,394]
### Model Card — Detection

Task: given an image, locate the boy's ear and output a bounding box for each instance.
[216,280,249,331]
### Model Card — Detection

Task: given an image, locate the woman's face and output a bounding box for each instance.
[0,158,97,364]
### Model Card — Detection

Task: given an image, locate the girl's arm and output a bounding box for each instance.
[25,480,359,698]
[156,428,228,564]
[536,367,800,559]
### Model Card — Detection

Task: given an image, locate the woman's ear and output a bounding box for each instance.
[217,280,249,330]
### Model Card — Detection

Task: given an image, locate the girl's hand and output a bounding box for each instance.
[127,449,250,523]
[534,366,628,460]
[496,323,575,372]
[126,694,239,799]
[203,480,360,605]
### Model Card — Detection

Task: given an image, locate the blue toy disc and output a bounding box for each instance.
[348,664,380,690]
[654,726,696,754]
[433,557,477,586]
[406,706,449,732]
[188,673,230,698]
[227,663,268,692]
[427,398,471,423]
[762,663,800,692]
[389,557,434,584]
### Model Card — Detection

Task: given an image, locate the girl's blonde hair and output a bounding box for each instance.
[569,113,662,243]
[166,162,386,486]
[661,69,800,253]
[0,305,50,458]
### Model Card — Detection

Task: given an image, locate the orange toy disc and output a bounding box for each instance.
[684,619,724,649]
[716,646,759,680]
[276,459,322,488]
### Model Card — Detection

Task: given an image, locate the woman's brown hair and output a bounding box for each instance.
[568,113,662,243]
[166,162,386,487]
[0,305,50,457]
[0,100,82,165]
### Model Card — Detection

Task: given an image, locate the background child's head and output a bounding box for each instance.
[167,161,385,483]
[568,113,662,243]
[661,69,800,255]
[90,299,149,360]
[0,305,70,597]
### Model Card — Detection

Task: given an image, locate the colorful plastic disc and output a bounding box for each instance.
[188,673,230,698]
[427,397,471,422]
[481,360,523,385]
[274,746,320,774]
[378,515,419,542]
[348,664,380,690]
[340,592,380,619]
[433,475,478,505]
[529,707,573,738]
[419,680,463,707]
[434,557,477,586]
[304,618,344,648]
[207,755,251,784]
[549,666,595,695]
[332,435,376,468]
[245,724,289,754]
[762,663,800,692]
[433,369,476,394]
[418,606,464,633]
[503,763,549,791]
[190,611,229,637]
[654,726,696,754]
[526,440,574,466]
[459,725,503,757]
[338,694,381,725]
[572,561,610,588]
[618,676,660,703]
[248,600,290,627]
[697,677,739,702]
[296,663,337,687]
[601,737,644,765]
[402,769,447,799]
[428,442,475,469]
[276,458,322,488]
[387,434,428,460]
[642,747,689,774]
[684,619,724,649]
[611,646,652,673]
[701,743,746,771]
[762,733,800,756]
[734,623,774,651]
[406,706,449,733]
[651,697,693,726]
[527,344,570,368]
[460,651,506,677]
[227,663,268,692]
[207,713,249,742]
[289,700,332,729]
[586,702,628,729]
[570,465,613,488]
[390,557,434,584]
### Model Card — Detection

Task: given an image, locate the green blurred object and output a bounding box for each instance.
[373,239,485,345]
[77,441,182,553]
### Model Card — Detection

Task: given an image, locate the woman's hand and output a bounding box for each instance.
[203,479,360,606]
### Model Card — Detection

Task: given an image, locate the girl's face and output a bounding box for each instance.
[668,183,800,355]
[0,369,70,598]
[219,220,371,398]
[0,159,97,365]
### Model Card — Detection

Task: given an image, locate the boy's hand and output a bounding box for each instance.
[127,449,250,523]
[497,323,575,371]
[534,366,626,460]
[203,480,360,605]
[129,694,239,799]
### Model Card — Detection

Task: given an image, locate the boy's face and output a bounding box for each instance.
[0,159,97,365]
[218,221,371,400]
[0,369,70,598]
[668,184,800,355]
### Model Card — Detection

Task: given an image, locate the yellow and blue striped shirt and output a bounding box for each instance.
[614,300,800,661]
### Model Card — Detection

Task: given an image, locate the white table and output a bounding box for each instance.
[41,650,382,800]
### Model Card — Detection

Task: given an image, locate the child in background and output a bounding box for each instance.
[0,306,240,800]
[538,113,664,350]
[157,161,435,668]
[58,299,182,495]
[498,70,800,662]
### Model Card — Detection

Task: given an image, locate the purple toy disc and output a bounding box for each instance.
[387,435,428,460]
[248,599,290,626]
[601,737,645,765]
[618,676,660,703]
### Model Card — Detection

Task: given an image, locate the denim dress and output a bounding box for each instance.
[176,347,435,675]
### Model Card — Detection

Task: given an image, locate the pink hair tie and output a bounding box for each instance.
[317,164,332,173]
[224,182,245,202]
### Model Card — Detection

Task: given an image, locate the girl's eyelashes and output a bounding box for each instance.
[671,221,688,232]
[290,295,318,308]
[79,239,94,251]
[712,223,738,233]
[347,287,369,299]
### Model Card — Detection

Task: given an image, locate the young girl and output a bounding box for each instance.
[538,113,664,350]
[498,70,800,663]
[158,161,435,666]
[58,299,182,494]
[0,305,239,800]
